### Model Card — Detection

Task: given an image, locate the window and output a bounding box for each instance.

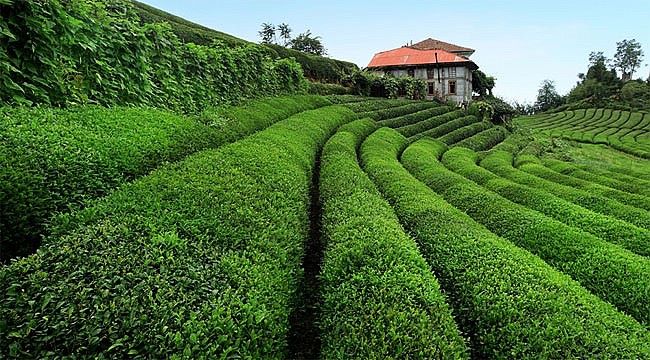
[427,68,435,80]
[448,67,457,78]
[428,82,435,95]
[448,80,457,95]
[407,68,415,77]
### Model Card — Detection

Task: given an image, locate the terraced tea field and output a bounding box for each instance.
[1,96,649,358]
[516,109,650,158]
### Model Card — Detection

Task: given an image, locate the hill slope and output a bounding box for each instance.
[132,1,358,82]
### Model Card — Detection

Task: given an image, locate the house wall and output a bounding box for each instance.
[374,65,473,104]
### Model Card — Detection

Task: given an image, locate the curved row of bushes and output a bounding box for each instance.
[408,115,478,141]
[542,158,650,197]
[0,95,330,261]
[442,147,650,257]
[402,138,650,325]
[0,105,356,358]
[454,126,510,151]
[378,106,452,128]
[515,155,650,211]
[360,128,650,358]
[357,102,437,121]
[318,119,468,358]
[439,121,493,145]
[397,110,465,137]
[480,151,650,229]
[342,98,415,113]
[0,0,305,112]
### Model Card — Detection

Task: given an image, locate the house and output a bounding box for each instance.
[367,38,478,104]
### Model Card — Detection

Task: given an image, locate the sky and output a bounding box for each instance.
[141,0,650,103]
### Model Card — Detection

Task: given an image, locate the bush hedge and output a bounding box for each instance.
[0,95,329,262]
[307,82,351,95]
[360,127,650,358]
[481,150,650,230]
[0,105,356,358]
[407,114,478,141]
[516,155,650,211]
[397,110,465,137]
[378,106,452,128]
[438,121,493,145]
[442,147,650,257]
[318,119,468,358]
[358,102,438,121]
[402,138,650,326]
[542,158,650,197]
[0,0,305,112]
[454,126,510,151]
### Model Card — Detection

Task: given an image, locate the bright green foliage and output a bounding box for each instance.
[0,0,305,111]
[397,110,465,137]
[0,95,329,261]
[515,155,650,211]
[308,82,351,95]
[318,119,468,358]
[407,115,479,141]
[481,150,650,229]
[265,44,358,83]
[402,138,650,325]
[454,126,510,151]
[378,106,452,128]
[360,127,650,358]
[542,158,650,197]
[344,99,416,113]
[358,102,438,121]
[438,121,493,145]
[0,105,355,358]
[442,147,650,257]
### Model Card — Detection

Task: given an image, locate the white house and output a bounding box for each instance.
[366,38,478,104]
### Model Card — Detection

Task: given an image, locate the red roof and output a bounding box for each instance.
[367,47,476,69]
[410,38,474,54]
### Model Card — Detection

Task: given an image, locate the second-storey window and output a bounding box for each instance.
[448,67,457,78]
[407,68,415,77]
[448,80,457,95]
[427,68,435,80]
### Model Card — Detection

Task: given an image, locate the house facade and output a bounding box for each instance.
[366,38,478,104]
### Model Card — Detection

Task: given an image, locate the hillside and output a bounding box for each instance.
[132,1,359,82]
[516,108,650,158]
[3,96,650,358]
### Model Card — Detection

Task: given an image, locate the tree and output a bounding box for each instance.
[534,80,563,113]
[472,69,496,97]
[290,30,326,56]
[613,39,644,81]
[277,23,292,46]
[258,23,276,44]
[585,51,618,85]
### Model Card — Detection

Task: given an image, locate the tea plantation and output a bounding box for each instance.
[2,94,650,358]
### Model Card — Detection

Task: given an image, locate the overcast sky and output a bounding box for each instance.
[141,0,650,103]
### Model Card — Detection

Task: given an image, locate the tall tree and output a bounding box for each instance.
[277,23,292,46]
[472,69,496,97]
[534,79,563,113]
[258,22,276,44]
[613,39,644,81]
[290,30,326,55]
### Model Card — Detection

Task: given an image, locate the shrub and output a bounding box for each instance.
[403,138,650,326]
[407,114,478,141]
[454,126,510,151]
[0,95,329,261]
[378,106,452,128]
[442,147,650,257]
[358,102,438,121]
[319,119,468,358]
[481,150,650,229]
[0,0,305,112]
[360,127,650,358]
[438,121,493,145]
[0,105,356,358]
[307,82,351,95]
